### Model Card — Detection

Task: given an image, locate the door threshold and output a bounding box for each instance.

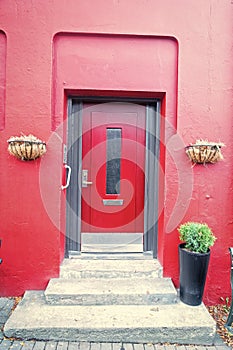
[68,251,153,260]
[81,233,144,253]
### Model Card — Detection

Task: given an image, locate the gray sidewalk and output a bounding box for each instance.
[0,297,230,350]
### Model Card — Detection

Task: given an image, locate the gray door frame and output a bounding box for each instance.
[65,97,160,257]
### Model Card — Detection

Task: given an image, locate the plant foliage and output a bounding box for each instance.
[178,222,216,253]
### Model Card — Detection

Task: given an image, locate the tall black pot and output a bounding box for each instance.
[179,243,210,306]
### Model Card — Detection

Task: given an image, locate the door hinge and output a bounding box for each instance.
[63,144,67,164]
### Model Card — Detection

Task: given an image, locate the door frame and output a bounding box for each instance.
[65,97,160,257]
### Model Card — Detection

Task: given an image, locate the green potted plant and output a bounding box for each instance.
[178,222,216,306]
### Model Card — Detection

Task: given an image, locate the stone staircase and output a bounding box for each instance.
[4,254,216,345]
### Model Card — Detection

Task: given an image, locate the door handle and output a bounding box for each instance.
[82,169,93,187]
[61,165,72,190]
[83,181,93,185]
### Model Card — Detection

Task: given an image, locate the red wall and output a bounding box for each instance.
[0,0,232,304]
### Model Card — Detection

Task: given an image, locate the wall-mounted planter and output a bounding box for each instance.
[7,134,46,161]
[185,140,224,164]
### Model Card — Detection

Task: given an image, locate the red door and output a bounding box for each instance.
[81,103,145,235]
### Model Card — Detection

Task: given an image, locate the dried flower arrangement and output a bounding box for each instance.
[185,140,224,164]
[7,134,46,161]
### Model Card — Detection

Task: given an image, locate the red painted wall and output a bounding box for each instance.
[0,0,232,304]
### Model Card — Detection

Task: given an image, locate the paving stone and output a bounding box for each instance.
[122,344,133,350]
[57,341,69,350]
[79,342,91,350]
[90,343,101,350]
[133,344,144,350]
[20,340,36,349]
[0,298,14,328]
[0,339,13,349]
[0,298,14,309]
[33,341,47,350]
[112,343,123,350]
[163,345,176,350]
[10,340,24,349]
[152,345,165,350]
[100,343,113,350]
[206,347,227,350]
[0,315,11,323]
[0,329,4,339]
[143,344,154,350]
[68,343,81,350]
[45,341,59,349]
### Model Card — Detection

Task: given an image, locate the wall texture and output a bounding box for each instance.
[0,0,232,304]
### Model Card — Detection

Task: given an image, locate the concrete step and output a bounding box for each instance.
[4,291,216,345]
[45,277,178,305]
[60,259,162,279]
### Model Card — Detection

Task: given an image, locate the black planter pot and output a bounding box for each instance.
[179,243,210,306]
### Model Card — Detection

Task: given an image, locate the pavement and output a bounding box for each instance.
[0,297,231,349]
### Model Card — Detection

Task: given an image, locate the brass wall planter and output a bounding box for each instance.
[185,140,224,164]
[7,134,46,161]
